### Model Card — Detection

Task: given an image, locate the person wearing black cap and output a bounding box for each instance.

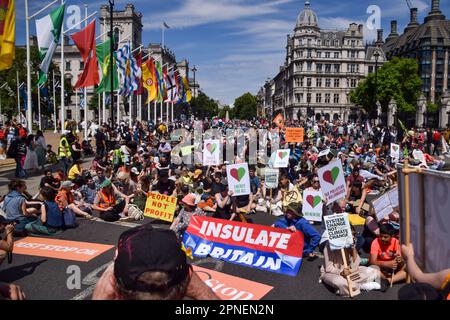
[92,225,219,300]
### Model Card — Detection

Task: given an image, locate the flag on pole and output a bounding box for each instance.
[129,50,141,93]
[163,22,170,29]
[0,0,15,71]
[71,20,100,89]
[134,51,143,95]
[96,39,119,93]
[36,4,65,85]
[181,76,192,103]
[155,61,165,102]
[141,58,158,104]
[167,69,178,103]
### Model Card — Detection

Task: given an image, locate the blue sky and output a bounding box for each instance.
[15,0,450,105]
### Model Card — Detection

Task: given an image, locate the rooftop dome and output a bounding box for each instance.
[296,1,318,29]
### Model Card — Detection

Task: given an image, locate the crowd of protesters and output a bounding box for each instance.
[1,115,449,300]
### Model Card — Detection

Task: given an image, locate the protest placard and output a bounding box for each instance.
[183,216,304,276]
[388,187,399,208]
[302,190,324,222]
[273,113,284,128]
[413,149,427,167]
[274,149,290,168]
[203,139,220,166]
[372,192,394,221]
[144,192,178,222]
[317,160,347,204]
[390,143,400,159]
[226,163,251,196]
[323,213,353,250]
[181,145,194,156]
[264,168,279,189]
[285,128,304,143]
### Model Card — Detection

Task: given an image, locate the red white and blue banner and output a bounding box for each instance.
[182,216,304,276]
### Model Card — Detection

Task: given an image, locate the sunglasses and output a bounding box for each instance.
[313,180,320,183]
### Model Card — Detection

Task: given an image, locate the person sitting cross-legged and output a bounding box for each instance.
[92,179,131,222]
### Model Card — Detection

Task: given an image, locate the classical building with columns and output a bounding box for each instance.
[257,1,386,122]
[382,0,450,127]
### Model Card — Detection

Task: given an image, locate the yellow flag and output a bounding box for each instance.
[182,76,192,103]
[0,0,15,71]
[142,59,158,104]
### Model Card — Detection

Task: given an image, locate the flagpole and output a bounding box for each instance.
[154,101,157,123]
[166,102,169,123]
[16,71,20,119]
[38,84,42,130]
[75,89,79,133]
[98,93,101,125]
[148,101,150,123]
[117,89,120,126]
[129,96,132,129]
[171,101,174,122]
[84,4,88,141]
[25,0,33,132]
[102,92,106,125]
[160,101,163,123]
[52,71,57,133]
[60,0,65,133]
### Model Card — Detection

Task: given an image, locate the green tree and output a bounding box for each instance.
[350,57,422,117]
[233,92,257,119]
[218,105,234,119]
[190,91,219,118]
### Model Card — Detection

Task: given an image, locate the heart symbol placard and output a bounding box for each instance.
[278,151,288,159]
[392,145,399,152]
[206,143,217,154]
[306,195,322,208]
[323,167,340,185]
[230,167,246,182]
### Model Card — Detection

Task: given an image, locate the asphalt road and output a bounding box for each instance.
[0,159,401,300]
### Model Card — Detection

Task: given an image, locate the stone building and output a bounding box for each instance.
[258,1,386,122]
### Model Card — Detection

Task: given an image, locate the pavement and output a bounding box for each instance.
[0,157,403,300]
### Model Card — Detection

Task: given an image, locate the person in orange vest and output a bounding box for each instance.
[92,179,131,222]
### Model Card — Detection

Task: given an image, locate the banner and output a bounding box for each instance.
[183,216,304,276]
[323,213,353,251]
[193,266,273,300]
[144,192,177,222]
[203,139,220,166]
[264,168,279,189]
[317,160,346,204]
[302,190,324,222]
[226,163,251,196]
[273,149,290,168]
[285,128,304,143]
[390,143,400,159]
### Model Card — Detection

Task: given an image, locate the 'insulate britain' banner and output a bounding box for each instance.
[183,216,304,276]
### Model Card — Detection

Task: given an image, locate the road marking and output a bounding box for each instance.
[70,262,112,300]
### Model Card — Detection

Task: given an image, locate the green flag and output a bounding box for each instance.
[36,4,65,85]
[96,39,119,93]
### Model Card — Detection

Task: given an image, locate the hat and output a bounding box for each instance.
[283,202,303,217]
[61,181,74,189]
[131,167,140,175]
[193,169,203,179]
[160,138,166,143]
[117,171,130,181]
[349,151,355,158]
[182,194,196,207]
[99,179,112,189]
[114,223,189,291]
[181,185,190,194]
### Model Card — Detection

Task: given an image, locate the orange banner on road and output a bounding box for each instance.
[193,265,273,300]
[13,237,114,262]
[285,127,304,143]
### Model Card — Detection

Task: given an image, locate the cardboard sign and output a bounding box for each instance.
[390,143,400,159]
[13,237,114,262]
[144,192,178,222]
[318,149,330,158]
[226,163,251,196]
[273,149,290,168]
[388,187,399,208]
[285,127,304,143]
[183,216,304,276]
[273,113,284,128]
[264,168,279,189]
[372,192,394,221]
[317,160,347,204]
[302,190,324,222]
[323,213,353,251]
[181,145,194,156]
[412,150,427,167]
[203,139,220,166]
[193,266,273,300]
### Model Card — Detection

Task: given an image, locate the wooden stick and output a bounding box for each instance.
[269,189,273,215]
[403,160,412,284]
[341,248,355,298]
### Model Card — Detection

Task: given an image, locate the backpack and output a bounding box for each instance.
[6,139,17,158]
[62,208,77,229]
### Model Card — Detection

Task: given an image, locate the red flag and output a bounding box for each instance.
[134,51,143,95]
[71,20,99,89]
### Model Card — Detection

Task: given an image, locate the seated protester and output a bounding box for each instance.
[214,184,233,220]
[92,225,219,300]
[3,180,42,236]
[68,159,84,181]
[358,208,399,253]
[319,225,382,296]
[369,223,406,285]
[152,170,176,197]
[345,166,365,202]
[46,144,58,165]
[170,194,207,239]
[249,166,262,200]
[39,170,60,199]
[156,155,171,175]
[93,168,107,191]
[192,169,203,189]
[24,187,63,235]
[54,169,66,185]
[210,171,223,196]
[92,179,131,222]
[180,168,193,189]
[55,181,93,220]
[0,216,15,266]
[273,202,320,259]
[197,191,217,213]
[91,155,107,173]
[231,192,256,220]
[76,174,97,209]
[133,175,152,211]
[400,243,450,300]
[114,171,137,196]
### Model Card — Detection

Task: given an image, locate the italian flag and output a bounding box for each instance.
[36,4,65,85]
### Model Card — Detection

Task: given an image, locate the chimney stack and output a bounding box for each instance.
[425,0,445,22]
[390,20,398,35]
[375,29,384,46]
[405,8,419,33]
[358,24,363,34]
[431,0,440,12]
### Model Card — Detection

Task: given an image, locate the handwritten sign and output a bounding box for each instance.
[317,160,347,205]
[264,168,279,189]
[285,128,304,143]
[302,190,324,222]
[323,213,353,251]
[390,143,400,159]
[372,192,394,222]
[144,192,178,222]
[181,145,194,156]
[203,139,220,166]
[274,149,290,168]
[226,163,251,196]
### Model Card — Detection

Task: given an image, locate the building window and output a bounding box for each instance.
[350,50,356,58]
[351,40,355,47]
[295,93,302,103]
[307,78,312,87]
[350,79,357,88]
[308,39,312,46]
[334,64,340,73]
[316,78,322,87]
[318,40,321,46]
[334,79,340,87]
[325,93,331,103]
[299,50,303,57]
[295,78,301,86]
[325,64,331,73]
[65,61,71,71]
[317,63,322,72]
[350,64,356,73]
[114,28,120,46]
[307,93,311,103]
[316,93,322,103]
[334,40,339,47]
[351,31,355,36]
[307,62,312,71]
[334,52,339,58]
[325,52,331,58]
[307,49,312,58]
[326,40,330,46]
[300,77,304,86]
[79,61,84,70]
[317,51,321,58]
[369,66,374,73]
[325,78,331,87]
[334,94,339,104]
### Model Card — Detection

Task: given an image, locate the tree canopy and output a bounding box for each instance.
[189,91,220,118]
[232,92,257,120]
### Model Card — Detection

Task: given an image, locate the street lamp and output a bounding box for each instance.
[191,65,197,98]
[373,50,380,124]
[109,0,115,128]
